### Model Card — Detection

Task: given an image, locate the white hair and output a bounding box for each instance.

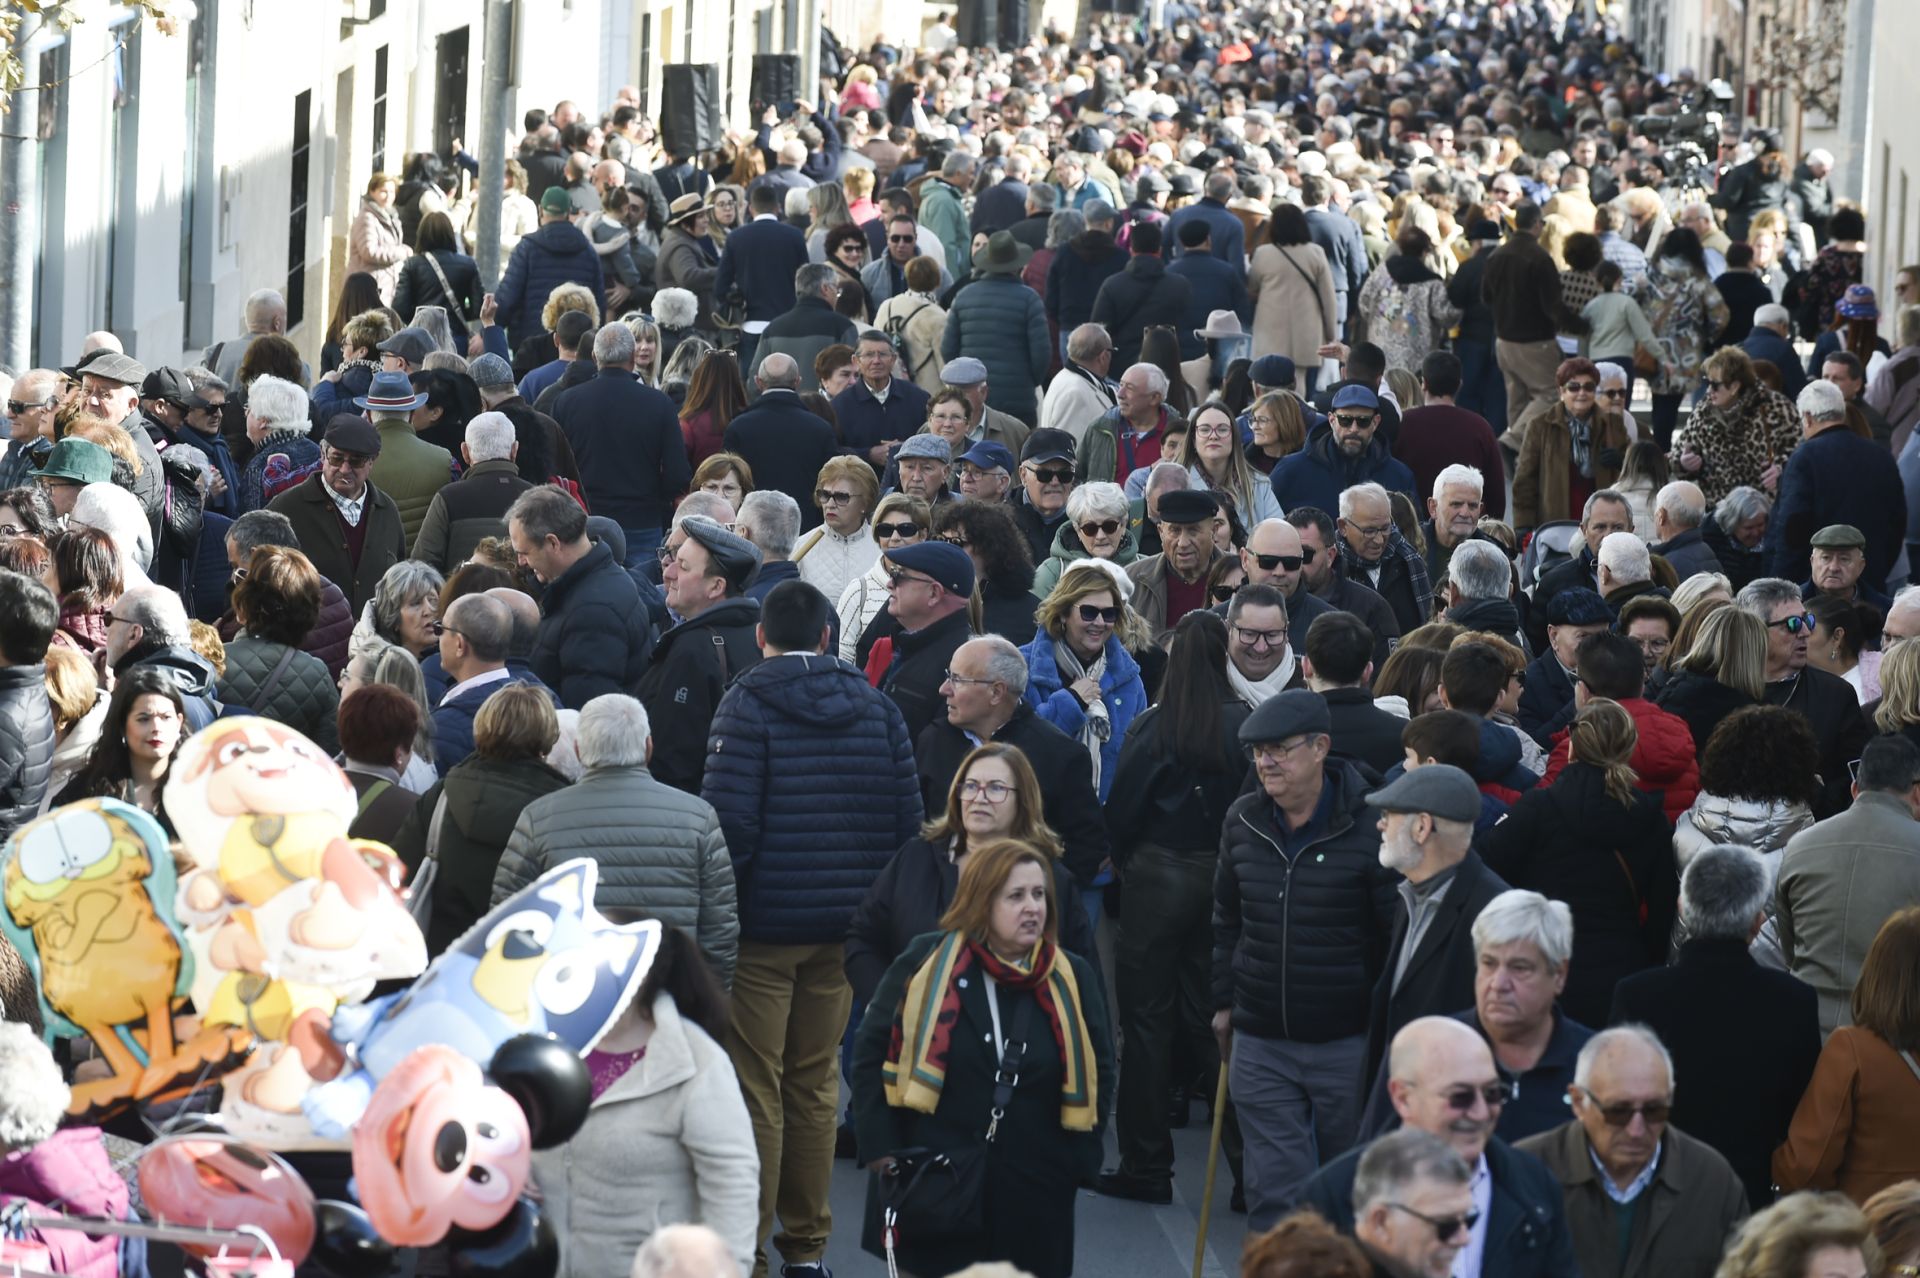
[1574,1024,1676,1093]
[70,483,155,575]
[1654,480,1705,529]
[465,411,517,462]
[243,288,287,330]
[1753,303,1793,333]
[674,490,735,528]
[1124,362,1169,397]
[1339,481,1391,520]
[969,635,1030,696]
[1595,362,1628,388]
[1145,462,1190,497]
[629,1223,740,1278]
[1796,378,1847,423]
[117,582,190,646]
[245,374,309,432]
[652,287,698,330]
[1471,889,1574,970]
[0,1022,70,1149]
[737,489,800,559]
[1670,572,1733,615]
[576,694,652,769]
[1598,530,1651,584]
[1065,482,1128,524]
[1806,148,1834,169]
[1448,539,1510,600]
[545,709,585,782]
[594,322,637,368]
[1432,463,1485,504]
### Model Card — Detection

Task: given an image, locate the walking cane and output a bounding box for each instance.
[1191,1066,1231,1278]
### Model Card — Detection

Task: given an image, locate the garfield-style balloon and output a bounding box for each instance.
[0,799,250,1120]
[161,718,426,1145]
[135,1134,317,1264]
[351,1045,532,1246]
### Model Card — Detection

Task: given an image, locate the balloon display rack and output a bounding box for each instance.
[0,1210,288,1278]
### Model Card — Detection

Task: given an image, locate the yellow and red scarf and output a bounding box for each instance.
[882,931,1097,1132]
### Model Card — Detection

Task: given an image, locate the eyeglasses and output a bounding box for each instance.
[1586,1096,1672,1127]
[1347,521,1392,540]
[938,533,971,549]
[887,566,938,589]
[1562,381,1597,393]
[1767,611,1818,634]
[429,621,464,639]
[1245,737,1315,764]
[4,399,51,416]
[873,521,921,539]
[1332,414,1374,428]
[1233,624,1288,649]
[1028,465,1074,485]
[106,614,138,627]
[1439,1081,1513,1112]
[229,566,248,583]
[1385,1203,1481,1244]
[656,545,679,566]
[1209,583,1240,602]
[1250,552,1306,571]
[1631,635,1671,654]
[816,489,856,507]
[1194,424,1235,439]
[1077,603,1120,624]
[942,668,998,686]
[960,778,1013,802]
[1078,519,1122,538]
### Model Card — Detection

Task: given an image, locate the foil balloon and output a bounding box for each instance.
[445,1197,560,1278]
[301,859,658,1139]
[135,1134,317,1265]
[0,798,251,1120]
[488,1035,591,1150]
[308,1200,393,1278]
[162,717,428,1144]
[351,1044,532,1246]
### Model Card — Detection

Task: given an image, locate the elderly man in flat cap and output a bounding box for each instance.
[1214,687,1397,1229]
[638,516,764,794]
[268,414,409,614]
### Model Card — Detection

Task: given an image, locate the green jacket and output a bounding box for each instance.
[368,417,454,545]
[919,179,971,285]
[412,457,534,571]
[1030,520,1140,598]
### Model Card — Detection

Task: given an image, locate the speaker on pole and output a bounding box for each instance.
[749,54,802,114]
[660,63,723,157]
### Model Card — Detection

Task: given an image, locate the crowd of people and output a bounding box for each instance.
[6,1,1920,1277]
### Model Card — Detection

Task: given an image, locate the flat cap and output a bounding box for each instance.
[1544,586,1610,627]
[1156,488,1220,524]
[1811,524,1866,550]
[1238,688,1331,744]
[1249,354,1297,388]
[884,541,975,597]
[1367,764,1481,823]
[82,351,147,386]
[468,353,516,390]
[322,413,383,456]
[940,356,988,386]
[376,326,435,369]
[680,517,761,590]
[896,434,952,463]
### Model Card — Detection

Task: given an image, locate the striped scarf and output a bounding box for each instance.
[883,931,1098,1133]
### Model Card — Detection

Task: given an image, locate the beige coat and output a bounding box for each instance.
[347,198,410,303]
[1248,243,1338,366]
[872,291,950,394]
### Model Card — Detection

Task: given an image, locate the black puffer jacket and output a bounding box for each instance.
[217,637,340,754]
[637,597,762,795]
[0,665,54,844]
[1089,254,1193,367]
[1212,760,1398,1043]
[529,541,655,711]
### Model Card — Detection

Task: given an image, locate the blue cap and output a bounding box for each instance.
[884,541,975,597]
[1544,586,1611,627]
[958,441,1015,473]
[1250,355,1297,388]
[1330,384,1379,411]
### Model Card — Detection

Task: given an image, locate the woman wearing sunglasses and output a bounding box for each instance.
[795,456,881,608]
[1671,346,1802,507]
[1031,481,1139,599]
[833,493,927,664]
[1176,401,1283,527]
[1511,357,1630,533]
[1482,698,1678,1028]
[1022,561,1150,807]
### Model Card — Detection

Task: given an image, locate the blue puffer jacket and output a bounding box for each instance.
[701,653,924,945]
[494,220,606,348]
[940,275,1051,422]
[430,671,559,774]
[1019,633,1145,805]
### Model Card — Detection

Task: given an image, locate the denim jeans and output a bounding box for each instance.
[622,525,663,569]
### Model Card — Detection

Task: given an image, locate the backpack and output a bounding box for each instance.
[882,299,939,381]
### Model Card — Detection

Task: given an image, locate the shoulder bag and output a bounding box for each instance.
[877,990,1034,1278]
[239,646,301,716]
[406,791,451,929]
[1277,246,1331,337]
[422,251,478,326]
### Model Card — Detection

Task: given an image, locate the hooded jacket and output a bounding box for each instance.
[1541,696,1699,823]
[117,642,220,731]
[1090,253,1194,367]
[700,653,922,946]
[0,1129,132,1278]
[494,219,607,347]
[1269,428,1418,526]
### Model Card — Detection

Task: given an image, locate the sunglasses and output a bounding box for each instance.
[1767,612,1818,634]
[1028,465,1074,485]
[1439,1081,1513,1112]
[816,489,856,506]
[1386,1203,1481,1244]
[938,533,971,549]
[1250,552,1306,571]
[1332,414,1374,428]
[873,521,921,539]
[1588,1098,1672,1127]
[1562,381,1597,393]
[1705,379,1732,391]
[1079,519,1122,538]
[429,621,463,639]
[4,399,51,416]
[1600,387,1627,399]
[1077,604,1120,624]
[1209,583,1240,602]
[888,234,918,243]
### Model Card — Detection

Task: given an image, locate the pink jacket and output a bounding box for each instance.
[0,1128,130,1278]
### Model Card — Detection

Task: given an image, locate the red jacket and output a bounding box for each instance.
[1543,696,1699,823]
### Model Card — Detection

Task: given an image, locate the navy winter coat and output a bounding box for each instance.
[1045,231,1128,332]
[430,671,558,774]
[714,216,811,324]
[1090,254,1193,369]
[940,276,1050,423]
[529,541,655,709]
[1269,427,1417,519]
[1766,422,1907,590]
[1169,251,1253,359]
[552,369,693,535]
[832,377,932,461]
[1164,198,1246,267]
[701,653,923,945]
[494,220,606,349]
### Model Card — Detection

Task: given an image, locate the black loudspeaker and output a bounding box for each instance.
[661,63,723,156]
[750,53,801,113]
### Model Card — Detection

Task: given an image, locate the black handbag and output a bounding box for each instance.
[878,993,1034,1273]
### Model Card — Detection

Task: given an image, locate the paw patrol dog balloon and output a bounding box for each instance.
[301,859,657,1139]
[0,799,251,1121]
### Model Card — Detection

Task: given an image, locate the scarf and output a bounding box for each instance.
[1228,647,1297,707]
[1054,639,1110,792]
[1567,410,1595,478]
[884,931,1098,1133]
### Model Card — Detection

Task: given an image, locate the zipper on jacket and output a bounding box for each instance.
[1236,800,1353,1042]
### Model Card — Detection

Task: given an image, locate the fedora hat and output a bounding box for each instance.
[666,193,709,227]
[1195,310,1247,340]
[353,369,429,413]
[971,230,1033,275]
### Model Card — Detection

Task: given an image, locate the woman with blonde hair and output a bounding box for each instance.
[1655,605,1769,756]
[1714,1192,1880,1278]
[1023,561,1150,804]
[41,646,105,810]
[1864,1181,1920,1273]
[851,837,1113,1278]
[1874,637,1920,743]
[1482,697,1677,1026]
[805,183,855,262]
[795,454,882,605]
